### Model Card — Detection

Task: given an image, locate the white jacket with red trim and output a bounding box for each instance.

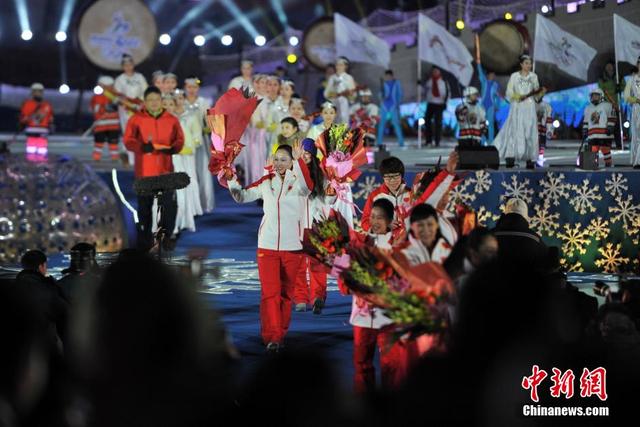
[583,101,615,141]
[361,170,455,231]
[400,234,454,266]
[228,158,313,251]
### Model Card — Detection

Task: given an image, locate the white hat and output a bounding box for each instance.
[463,86,479,98]
[358,88,372,97]
[590,88,604,97]
[281,80,295,88]
[504,198,528,220]
[241,60,254,67]
[336,56,349,65]
[30,82,44,91]
[97,76,114,86]
[163,72,178,81]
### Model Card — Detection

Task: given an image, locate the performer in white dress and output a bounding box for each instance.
[289,97,309,136]
[163,92,203,233]
[228,60,254,91]
[307,102,337,143]
[114,54,148,165]
[492,55,540,169]
[238,74,269,186]
[263,76,281,155]
[273,80,295,125]
[184,76,215,213]
[624,57,640,168]
[324,57,357,125]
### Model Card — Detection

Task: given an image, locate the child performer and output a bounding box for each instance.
[583,88,616,168]
[289,97,309,135]
[272,117,302,153]
[455,86,486,148]
[90,76,121,161]
[307,102,337,142]
[534,93,553,167]
[350,88,380,145]
[294,138,336,313]
[162,73,178,95]
[324,57,357,124]
[227,145,314,353]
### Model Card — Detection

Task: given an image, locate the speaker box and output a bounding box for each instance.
[578,151,598,170]
[456,146,499,170]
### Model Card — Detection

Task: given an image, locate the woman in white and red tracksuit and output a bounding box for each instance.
[228,144,313,353]
[294,138,336,314]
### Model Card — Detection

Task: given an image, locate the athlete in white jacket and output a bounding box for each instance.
[227,144,313,353]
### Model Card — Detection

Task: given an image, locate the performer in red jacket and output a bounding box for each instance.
[90,76,121,161]
[20,82,54,160]
[124,86,184,251]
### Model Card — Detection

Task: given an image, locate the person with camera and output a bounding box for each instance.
[124,86,184,252]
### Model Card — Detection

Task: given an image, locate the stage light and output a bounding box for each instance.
[289,35,299,46]
[624,121,631,129]
[58,0,77,35]
[21,29,33,40]
[541,4,554,16]
[55,31,67,42]
[418,118,425,126]
[221,34,233,46]
[455,19,465,30]
[504,12,513,20]
[159,33,171,45]
[287,53,297,64]
[59,84,70,94]
[255,35,266,46]
[93,85,103,95]
[553,119,561,129]
[15,0,31,38]
[193,35,206,46]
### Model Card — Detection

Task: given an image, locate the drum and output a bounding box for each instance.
[78,0,157,70]
[302,17,336,70]
[478,20,531,74]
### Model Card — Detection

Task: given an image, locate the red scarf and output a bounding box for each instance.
[431,75,441,97]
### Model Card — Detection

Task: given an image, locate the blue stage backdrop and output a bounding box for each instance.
[351,169,640,274]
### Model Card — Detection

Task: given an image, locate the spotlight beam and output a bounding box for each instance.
[204,8,263,40]
[150,0,170,14]
[170,0,217,37]
[269,0,288,26]
[220,0,258,38]
[14,0,30,32]
[203,22,223,40]
[59,0,77,33]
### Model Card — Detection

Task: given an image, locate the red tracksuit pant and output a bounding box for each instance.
[353,325,416,393]
[294,255,328,304]
[256,248,303,344]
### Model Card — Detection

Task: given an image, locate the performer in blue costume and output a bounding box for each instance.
[377,69,404,147]
[477,63,501,145]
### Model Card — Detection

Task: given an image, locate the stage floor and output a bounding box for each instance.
[2,133,636,170]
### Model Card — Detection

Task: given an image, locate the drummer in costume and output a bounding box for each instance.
[90,76,121,161]
[584,88,616,168]
[350,88,380,145]
[184,76,215,213]
[534,93,553,167]
[114,54,148,165]
[19,82,54,161]
[455,86,486,148]
[324,57,357,125]
[492,54,540,169]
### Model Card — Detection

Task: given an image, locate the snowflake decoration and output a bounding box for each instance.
[569,179,602,215]
[595,242,629,273]
[586,217,610,242]
[529,201,560,237]
[476,206,499,227]
[560,258,584,273]
[557,223,590,257]
[538,173,570,206]
[608,195,640,232]
[446,180,476,212]
[500,174,534,204]
[469,170,492,194]
[604,173,628,198]
[354,176,377,200]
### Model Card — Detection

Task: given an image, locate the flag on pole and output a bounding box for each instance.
[533,14,596,81]
[614,14,640,66]
[417,14,473,86]
[334,13,390,68]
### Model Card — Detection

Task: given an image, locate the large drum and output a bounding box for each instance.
[478,20,531,74]
[302,17,336,70]
[78,0,157,70]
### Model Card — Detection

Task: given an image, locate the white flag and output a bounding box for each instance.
[614,14,640,66]
[534,14,596,81]
[334,13,390,68]
[417,14,473,86]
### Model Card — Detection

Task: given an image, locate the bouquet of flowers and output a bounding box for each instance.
[207,88,260,187]
[340,246,454,336]
[302,210,369,276]
[315,124,368,202]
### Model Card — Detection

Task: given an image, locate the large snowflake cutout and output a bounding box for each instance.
[608,195,640,232]
[500,174,534,204]
[538,173,570,206]
[529,201,560,237]
[354,176,377,200]
[559,258,584,273]
[595,242,629,273]
[586,217,610,242]
[569,179,602,215]
[446,180,476,212]
[557,223,590,257]
[476,206,499,227]
[604,173,628,198]
[469,170,492,194]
